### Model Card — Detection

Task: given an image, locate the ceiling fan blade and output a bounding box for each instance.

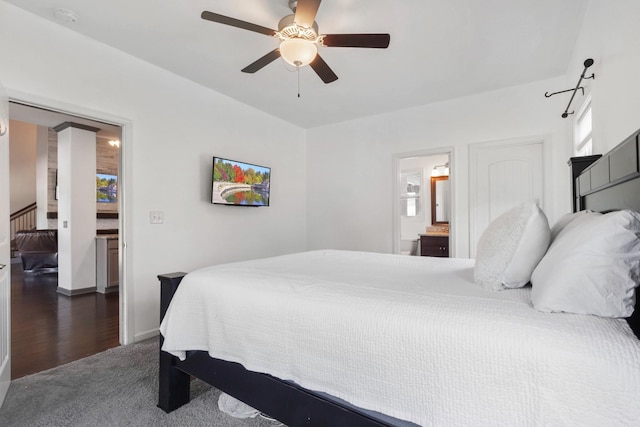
[241,49,281,74]
[294,0,322,28]
[201,11,276,36]
[322,34,391,48]
[310,54,338,84]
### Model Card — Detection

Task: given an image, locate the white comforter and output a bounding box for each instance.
[160,250,640,426]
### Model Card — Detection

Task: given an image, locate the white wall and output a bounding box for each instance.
[35,125,48,229]
[567,0,640,155]
[0,2,307,342]
[306,78,569,258]
[305,0,640,259]
[8,120,36,213]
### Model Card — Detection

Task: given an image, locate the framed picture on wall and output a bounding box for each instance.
[96,173,117,203]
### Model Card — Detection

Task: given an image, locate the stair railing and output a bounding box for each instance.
[10,202,37,244]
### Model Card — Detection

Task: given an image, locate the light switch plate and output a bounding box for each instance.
[150,211,164,224]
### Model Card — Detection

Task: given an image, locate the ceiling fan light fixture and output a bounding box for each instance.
[279,38,318,67]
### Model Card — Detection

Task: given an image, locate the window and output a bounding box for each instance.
[574,94,592,156]
[400,170,423,218]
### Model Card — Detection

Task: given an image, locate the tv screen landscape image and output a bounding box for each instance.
[212,157,271,206]
[96,173,117,203]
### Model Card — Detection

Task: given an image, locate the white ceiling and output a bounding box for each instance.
[4,0,588,129]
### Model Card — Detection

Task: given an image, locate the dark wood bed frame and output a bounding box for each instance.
[572,127,640,337]
[157,272,396,426]
[158,128,640,425]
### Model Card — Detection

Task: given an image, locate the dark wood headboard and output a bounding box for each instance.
[573,128,640,213]
[573,127,640,337]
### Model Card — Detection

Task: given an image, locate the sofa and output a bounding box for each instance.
[15,229,58,273]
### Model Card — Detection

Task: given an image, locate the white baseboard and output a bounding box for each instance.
[135,328,159,342]
[0,354,10,406]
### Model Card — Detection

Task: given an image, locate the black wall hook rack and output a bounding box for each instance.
[545,58,595,118]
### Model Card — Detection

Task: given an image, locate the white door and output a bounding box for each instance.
[469,138,544,257]
[0,82,10,406]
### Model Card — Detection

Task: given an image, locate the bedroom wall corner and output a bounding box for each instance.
[305,77,569,258]
[0,2,308,343]
[566,0,640,154]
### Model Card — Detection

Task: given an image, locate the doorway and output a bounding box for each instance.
[8,102,123,378]
[393,148,454,256]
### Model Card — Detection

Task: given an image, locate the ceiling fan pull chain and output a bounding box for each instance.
[297,65,301,98]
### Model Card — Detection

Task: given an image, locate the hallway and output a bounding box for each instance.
[11,263,119,379]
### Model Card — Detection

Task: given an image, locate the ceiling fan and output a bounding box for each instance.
[201,0,391,84]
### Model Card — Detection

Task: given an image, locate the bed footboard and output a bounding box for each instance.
[158,272,190,413]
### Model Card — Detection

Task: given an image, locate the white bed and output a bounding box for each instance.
[160,249,640,426]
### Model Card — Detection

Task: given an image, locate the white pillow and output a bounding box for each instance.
[531,210,640,317]
[474,202,551,291]
[550,210,600,242]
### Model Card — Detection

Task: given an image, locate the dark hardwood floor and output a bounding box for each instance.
[10,261,119,379]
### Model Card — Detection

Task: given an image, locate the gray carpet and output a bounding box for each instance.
[0,337,281,427]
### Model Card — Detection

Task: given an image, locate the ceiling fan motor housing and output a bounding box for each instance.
[278,14,318,40]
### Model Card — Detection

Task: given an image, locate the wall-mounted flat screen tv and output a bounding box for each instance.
[212,157,271,206]
[96,173,117,203]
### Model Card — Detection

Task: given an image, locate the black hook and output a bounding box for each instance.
[545,87,584,98]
